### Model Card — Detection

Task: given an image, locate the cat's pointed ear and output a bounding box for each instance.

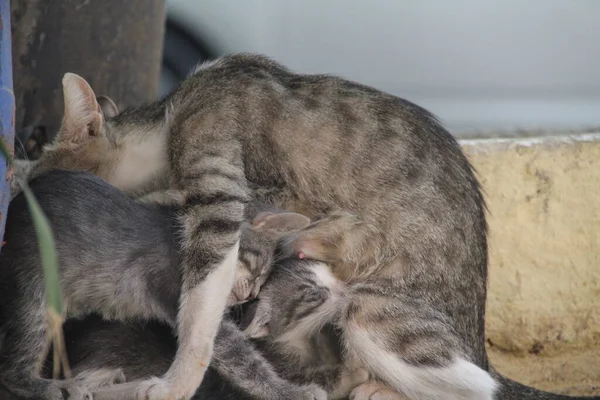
[97,95,119,119]
[252,212,311,233]
[60,73,104,143]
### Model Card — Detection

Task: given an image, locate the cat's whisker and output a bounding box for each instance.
[14,137,29,161]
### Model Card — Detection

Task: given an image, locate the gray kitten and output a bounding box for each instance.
[0,170,323,400]
[38,258,600,400]
[26,53,493,399]
[243,259,600,400]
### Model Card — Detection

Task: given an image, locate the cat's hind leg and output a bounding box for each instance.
[132,115,248,400]
[342,294,497,400]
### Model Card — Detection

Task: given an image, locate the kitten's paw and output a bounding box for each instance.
[295,383,328,400]
[135,377,196,400]
[134,377,171,400]
[350,381,408,400]
[74,367,127,389]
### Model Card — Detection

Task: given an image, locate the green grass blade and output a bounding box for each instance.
[20,184,64,314]
[0,139,69,377]
[0,139,63,315]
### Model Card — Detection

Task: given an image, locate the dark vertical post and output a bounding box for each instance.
[11,0,166,140]
[0,0,15,241]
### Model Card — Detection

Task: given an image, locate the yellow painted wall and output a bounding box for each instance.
[461,134,600,396]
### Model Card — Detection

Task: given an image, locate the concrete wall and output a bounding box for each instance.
[460,133,600,396]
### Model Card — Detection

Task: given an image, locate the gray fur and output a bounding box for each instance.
[37,257,599,400]
[242,259,600,400]
[242,259,371,399]
[0,170,323,400]
[22,53,595,399]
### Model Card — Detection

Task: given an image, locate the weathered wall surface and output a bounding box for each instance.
[461,134,600,396]
[11,0,166,139]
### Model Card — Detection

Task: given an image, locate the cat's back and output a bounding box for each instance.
[3,170,177,272]
[175,54,473,200]
[181,53,437,126]
[7,170,164,239]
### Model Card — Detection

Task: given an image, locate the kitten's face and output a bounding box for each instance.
[228,212,311,305]
[242,260,346,339]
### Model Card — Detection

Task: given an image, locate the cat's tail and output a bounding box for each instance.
[344,323,498,399]
[490,367,600,400]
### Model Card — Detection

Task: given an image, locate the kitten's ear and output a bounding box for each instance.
[97,95,119,119]
[252,212,311,233]
[60,72,104,143]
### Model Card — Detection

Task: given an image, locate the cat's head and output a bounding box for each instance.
[30,74,118,177]
[229,212,311,305]
[240,259,346,339]
[28,74,165,195]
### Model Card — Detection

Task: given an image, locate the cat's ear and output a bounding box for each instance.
[60,73,104,143]
[97,95,119,119]
[252,212,311,233]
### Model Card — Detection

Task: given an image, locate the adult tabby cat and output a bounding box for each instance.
[26,53,491,399]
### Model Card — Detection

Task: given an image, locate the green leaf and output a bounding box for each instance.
[0,138,64,315]
[0,136,68,377]
[21,184,64,314]
[0,137,12,163]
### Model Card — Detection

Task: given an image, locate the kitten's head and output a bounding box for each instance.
[241,259,346,340]
[29,73,165,195]
[229,212,311,305]
[30,74,119,179]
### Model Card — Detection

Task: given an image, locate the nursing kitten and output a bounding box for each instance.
[25,53,492,399]
[0,170,320,400]
[242,258,446,400]
[243,259,600,400]
[14,170,595,400]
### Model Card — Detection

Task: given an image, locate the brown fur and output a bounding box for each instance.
[27,54,493,399]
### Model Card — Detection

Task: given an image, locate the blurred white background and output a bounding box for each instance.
[161,0,600,136]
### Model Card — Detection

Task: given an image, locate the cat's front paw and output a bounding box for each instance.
[350,381,408,400]
[134,377,195,400]
[73,367,127,389]
[56,369,124,400]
